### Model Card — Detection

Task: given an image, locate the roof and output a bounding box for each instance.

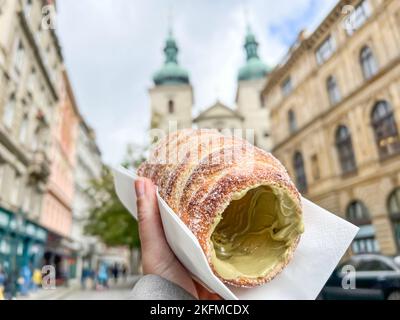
[238,26,270,81]
[262,0,355,93]
[193,101,244,123]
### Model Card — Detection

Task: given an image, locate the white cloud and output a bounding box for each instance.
[57,0,338,165]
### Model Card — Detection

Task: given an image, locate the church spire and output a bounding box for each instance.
[244,25,260,61]
[164,30,178,64]
[153,27,190,86]
[238,24,270,81]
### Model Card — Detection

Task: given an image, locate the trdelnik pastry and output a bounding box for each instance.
[138,129,304,288]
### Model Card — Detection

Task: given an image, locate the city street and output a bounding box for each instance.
[1,0,400,304]
[18,276,140,300]
[62,282,133,300]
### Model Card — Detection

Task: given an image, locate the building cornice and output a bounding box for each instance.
[193,102,245,123]
[272,53,400,152]
[0,127,30,166]
[46,183,73,212]
[306,152,400,201]
[263,0,365,93]
[63,70,81,118]
[268,0,394,116]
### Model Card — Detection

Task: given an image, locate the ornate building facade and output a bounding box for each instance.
[72,119,103,278]
[262,0,400,255]
[0,0,105,287]
[0,0,63,275]
[41,70,79,279]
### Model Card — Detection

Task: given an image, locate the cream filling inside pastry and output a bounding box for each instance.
[210,186,304,280]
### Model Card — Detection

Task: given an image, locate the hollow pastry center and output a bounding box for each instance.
[210,186,303,280]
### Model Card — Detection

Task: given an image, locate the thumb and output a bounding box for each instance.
[135,178,165,246]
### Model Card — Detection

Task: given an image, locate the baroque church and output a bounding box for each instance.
[149,25,272,151]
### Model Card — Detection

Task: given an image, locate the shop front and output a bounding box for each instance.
[0,206,48,296]
[43,231,79,286]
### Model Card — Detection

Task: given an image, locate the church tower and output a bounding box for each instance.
[236,25,272,151]
[149,30,193,133]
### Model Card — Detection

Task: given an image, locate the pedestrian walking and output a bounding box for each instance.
[0,265,6,300]
[81,266,89,289]
[111,263,119,283]
[97,264,109,290]
[32,268,42,291]
[122,265,127,280]
[19,265,32,296]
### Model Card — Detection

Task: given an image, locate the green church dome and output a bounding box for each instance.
[238,27,270,81]
[153,31,190,86]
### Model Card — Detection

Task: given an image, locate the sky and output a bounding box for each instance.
[56,0,338,165]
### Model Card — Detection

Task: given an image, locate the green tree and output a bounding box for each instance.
[84,165,140,249]
[84,144,148,271]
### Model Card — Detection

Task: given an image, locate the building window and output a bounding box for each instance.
[346,0,371,36]
[3,93,16,128]
[0,0,5,14]
[168,100,174,114]
[316,35,336,65]
[27,67,36,93]
[288,109,297,134]
[11,173,21,206]
[360,46,378,80]
[0,160,4,191]
[311,154,320,181]
[19,115,29,144]
[293,151,307,193]
[327,75,341,105]
[281,77,293,97]
[388,188,400,250]
[335,125,357,174]
[24,0,33,17]
[260,94,265,108]
[32,127,40,151]
[347,201,379,254]
[371,100,400,158]
[13,40,25,74]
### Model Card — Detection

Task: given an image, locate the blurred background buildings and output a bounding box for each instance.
[262,0,400,256]
[150,24,272,151]
[0,0,399,299]
[149,0,400,258]
[0,0,128,296]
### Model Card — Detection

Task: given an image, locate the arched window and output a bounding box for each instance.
[293,151,307,193]
[327,75,341,105]
[347,201,379,254]
[168,100,174,114]
[335,125,357,174]
[3,93,16,128]
[371,101,400,158]
[13,40,25,73]
[288,109,297,134]
[260,94,265,108]
[360,46,377,80]
[388,188,400,250]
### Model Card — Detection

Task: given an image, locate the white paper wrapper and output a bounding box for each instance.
[113,166,359,300]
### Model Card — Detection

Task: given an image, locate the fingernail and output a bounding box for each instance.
[135,179,145,197]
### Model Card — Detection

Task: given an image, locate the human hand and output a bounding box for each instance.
[135,177,220,300]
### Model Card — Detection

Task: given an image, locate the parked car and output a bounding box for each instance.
[320,254,400,300]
